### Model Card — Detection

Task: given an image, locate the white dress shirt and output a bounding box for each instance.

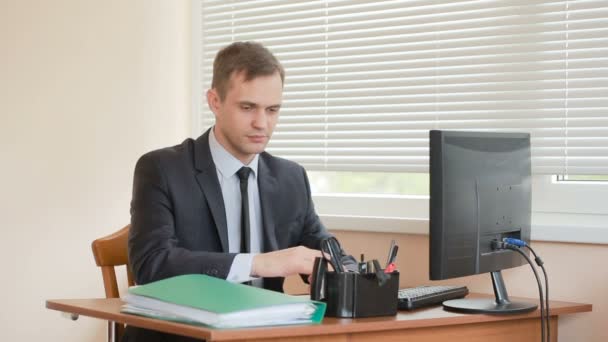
[208,128,263,285]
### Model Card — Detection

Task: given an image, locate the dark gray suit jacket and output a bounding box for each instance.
[124,129,346,341]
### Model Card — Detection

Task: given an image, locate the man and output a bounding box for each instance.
[124,42,353,341]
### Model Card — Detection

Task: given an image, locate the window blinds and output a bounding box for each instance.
[199,0,608,175]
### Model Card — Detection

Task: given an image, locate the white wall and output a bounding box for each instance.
[0,1,192,340]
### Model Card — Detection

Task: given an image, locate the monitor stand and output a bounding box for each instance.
[442,271,537,314]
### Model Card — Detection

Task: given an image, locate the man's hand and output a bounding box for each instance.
[251,246,323,278]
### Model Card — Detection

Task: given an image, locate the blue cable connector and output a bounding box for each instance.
[503,237,527,247]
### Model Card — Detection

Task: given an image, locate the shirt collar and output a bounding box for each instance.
[209,127,259,179]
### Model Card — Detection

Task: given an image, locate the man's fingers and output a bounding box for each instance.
[253,246,327,278]
[295,247,323,275]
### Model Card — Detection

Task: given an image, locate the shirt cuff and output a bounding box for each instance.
[226,253,258,283]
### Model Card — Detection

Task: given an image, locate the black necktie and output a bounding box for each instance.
[237,167,252,253]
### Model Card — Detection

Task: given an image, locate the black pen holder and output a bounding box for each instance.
[311,258,399,318]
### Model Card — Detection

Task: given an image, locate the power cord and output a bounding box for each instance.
[504,238,550,342]
[492,239,547,342]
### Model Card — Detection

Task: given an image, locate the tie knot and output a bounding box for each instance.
[237,167,252,182]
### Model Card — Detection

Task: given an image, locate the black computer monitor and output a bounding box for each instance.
[429,130,537,314]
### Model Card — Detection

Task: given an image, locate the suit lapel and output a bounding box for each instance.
[193,130,229,252]
[258,155,279,252]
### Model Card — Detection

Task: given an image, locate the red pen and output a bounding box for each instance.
[384,262,396,273]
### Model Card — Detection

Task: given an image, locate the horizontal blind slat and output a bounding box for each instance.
[200,0,608,175]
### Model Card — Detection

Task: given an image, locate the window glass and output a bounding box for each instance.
[557,175,608,182]
[307,171,429,196]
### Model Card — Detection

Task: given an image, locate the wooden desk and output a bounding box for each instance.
[46,294,591,342]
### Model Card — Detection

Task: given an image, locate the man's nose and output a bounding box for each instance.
[252,109,267,129]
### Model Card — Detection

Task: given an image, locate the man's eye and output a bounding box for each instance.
[241,105,252,111]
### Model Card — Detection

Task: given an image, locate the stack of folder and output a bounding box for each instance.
[121,274,326,329]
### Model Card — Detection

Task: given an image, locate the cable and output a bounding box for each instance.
[526,246,550,342]
[504,243,545,342]
[494,240,545,342]
[504,238,550,342]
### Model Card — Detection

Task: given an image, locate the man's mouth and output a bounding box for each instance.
[247,135,267,143]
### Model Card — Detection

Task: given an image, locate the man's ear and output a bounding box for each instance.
[206,88,221,114]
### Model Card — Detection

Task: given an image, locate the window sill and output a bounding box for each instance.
[320,214,608,245]
[313,175,608,245]
[320,215,428,234]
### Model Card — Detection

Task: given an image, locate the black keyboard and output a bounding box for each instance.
[398,285,469,310]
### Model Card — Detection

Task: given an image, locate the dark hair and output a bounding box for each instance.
[212,41,285,100]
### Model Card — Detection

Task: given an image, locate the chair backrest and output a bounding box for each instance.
[91,224,135,342]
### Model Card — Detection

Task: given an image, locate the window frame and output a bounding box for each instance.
[312,174,608,244]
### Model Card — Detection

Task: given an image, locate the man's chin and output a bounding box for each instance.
[240,144,267,156]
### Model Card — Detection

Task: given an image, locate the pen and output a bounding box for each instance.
[327,238,345,273]
[322,238,345,273]
[372,259,389,286]
[388,245,399,265]
[384,263,396,274]
[386,240,396,267]
[358,254,367,273]
[366,260,374,274]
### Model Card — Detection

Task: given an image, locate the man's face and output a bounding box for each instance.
[207,71,283,164]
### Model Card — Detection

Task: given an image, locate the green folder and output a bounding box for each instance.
[122,274,326,328]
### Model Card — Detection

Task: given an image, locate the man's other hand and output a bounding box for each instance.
[251,246,322,278]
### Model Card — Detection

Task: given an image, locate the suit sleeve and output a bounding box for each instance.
[128,153,236,285]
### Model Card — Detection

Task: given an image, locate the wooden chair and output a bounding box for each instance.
[92,224,135,342]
